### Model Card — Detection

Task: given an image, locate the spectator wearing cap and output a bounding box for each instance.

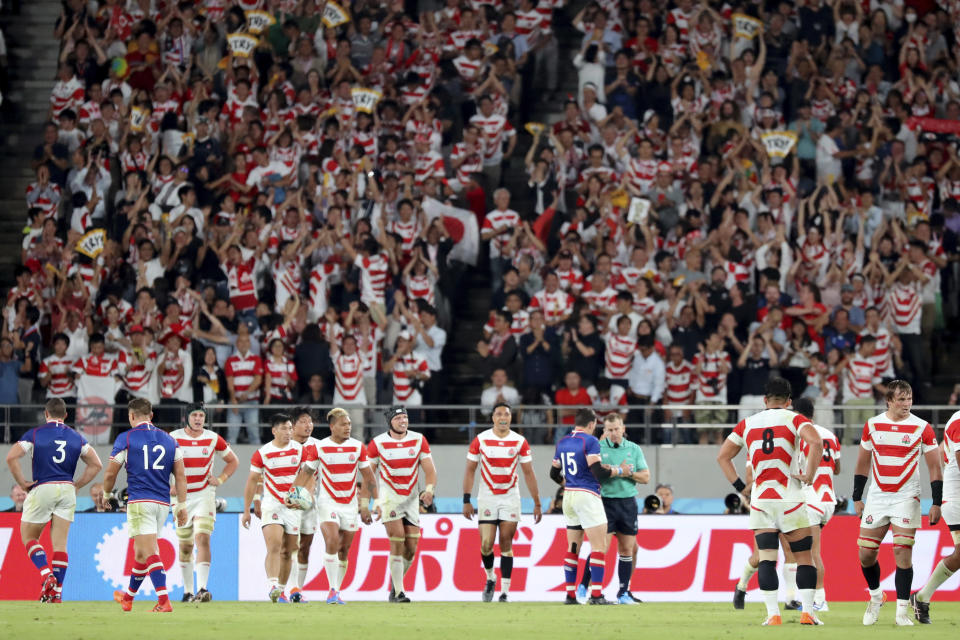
[480,368,520,418]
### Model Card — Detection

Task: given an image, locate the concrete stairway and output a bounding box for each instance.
[0,0,61,290]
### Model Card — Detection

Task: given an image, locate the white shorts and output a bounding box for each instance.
[942,497,960,526]
[21,483,77,524]
[806,501,836,527]
[562,489,607,530]
[748,501,811,533]
[317,497,359,532]
[478,493,522,523]
[174,488,217,535]
[380,487,420,527]
[260,494,301,535]
[861,497,922,530]
[127,501,169,537]
[300,503,319,536]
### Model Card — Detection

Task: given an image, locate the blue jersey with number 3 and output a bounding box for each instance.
[553,430,602,496]
[110,423,178,504]
[18,421,88,486]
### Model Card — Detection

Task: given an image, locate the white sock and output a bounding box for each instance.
[896,598,910,617]
[502,578,511,594]
[738,562,758,590]
[196,562,210,591]
[180,560,194,594]
[337,560,348,591]
[919,560,955,602]
[869,587,883,602]
[389,555,405,594]
[485,567,495,581]
[761,589,780,617]
[799,588,815,614]
[403,556,412,575]
[268,577,279,591]
[782,563,798,600]
[295,562,309,590]
[279,583,286,595]
[814,587,826,604]
[323,553,340,593]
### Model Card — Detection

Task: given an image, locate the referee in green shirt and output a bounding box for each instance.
[577,412,650,604]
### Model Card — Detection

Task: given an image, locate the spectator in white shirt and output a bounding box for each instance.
[410,301,447,407]
[480,368,520,417]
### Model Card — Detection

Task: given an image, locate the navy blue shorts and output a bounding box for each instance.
[603,496,638,536]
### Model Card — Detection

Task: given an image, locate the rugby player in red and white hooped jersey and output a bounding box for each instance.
[462,402,541,603]
[169,404,238,603]
[717,377,824,627]
[912,408,960,622]
[852,380,941,626]
[367,406,438,603]
[291,408,379,606]
[241,413,303,603]
[286,408,323,604]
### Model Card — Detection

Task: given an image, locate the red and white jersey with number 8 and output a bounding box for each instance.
[860,412,937,505]
[799,424,841,505]
[727,408,813,502]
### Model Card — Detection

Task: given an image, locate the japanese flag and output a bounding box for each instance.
[421,197,480,266]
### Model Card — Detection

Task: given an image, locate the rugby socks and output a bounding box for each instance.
[403,555,413,575]
[180,560,195,594]
[145,555,169,605]
[758,560,779,618]
[338,559,348,591]
[738,561,758,590]
[126,562,148,599]
[617,555,632,597]
[482,551,495,582]
[500,553,513,595]
[782,562,797,601]
[895,566,913,616]
[295,562,309,589]
[589,551,604,599]
[389,555,405,594]
[563,551,578,597]
[323,554,340,594]
[861,562,881,591]
[26,539,51,578]
[814,587,827,606]
[196,562,210,591]
[796,564,816,613]
[918,560,955,602]
[51,551,68,592]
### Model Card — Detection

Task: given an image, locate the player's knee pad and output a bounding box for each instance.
[405,532,420,540]
[388,536,406,543]
[755,531,779,551]
[857,535,881,550]
[892,533,915,549]
[789,536,813,553]
[194,517,215,535]
[757,560,778,591]
[176,523,194,541]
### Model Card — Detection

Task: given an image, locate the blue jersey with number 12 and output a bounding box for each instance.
[18,421,89,486]
[553,429,602,496]
[110,423,179,505]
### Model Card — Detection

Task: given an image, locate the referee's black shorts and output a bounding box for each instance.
[603,496,638,536]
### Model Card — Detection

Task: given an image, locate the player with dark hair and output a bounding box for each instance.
[169,403,239,603]
[289,406,322,602]
[463,402,542,602]
[5,398,102,602]
[717,377,824,626]
[853,380,940,626]
[102,398,188,612]
[551,408,631,605]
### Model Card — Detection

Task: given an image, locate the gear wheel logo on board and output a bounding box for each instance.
[94,522,182,595]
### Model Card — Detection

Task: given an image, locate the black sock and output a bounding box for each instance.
[895,566,913,601]
[796,564,817,590]
[500,555,513,580]
[758,560,778,591]
[580,561,591,589]
[481,552,494,575]
[617,555,632,596]
[861,562,881,590]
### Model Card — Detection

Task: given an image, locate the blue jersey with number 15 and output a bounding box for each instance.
[553,429,602,496]
[18,421,89,486]
[110,423,179,505]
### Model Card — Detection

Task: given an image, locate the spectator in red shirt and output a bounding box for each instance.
[224,332,263,444]
[555,370,591,439]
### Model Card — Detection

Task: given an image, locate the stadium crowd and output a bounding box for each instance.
[1,0,959,445]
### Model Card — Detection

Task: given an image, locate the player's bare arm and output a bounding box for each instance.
[420,456,438,508]
[208,449,239,487]
[74,446,103,490]
[926,446,943,526]
[241,470,261,529]
[520,460,542,523]
[853,445,872,518]
[462,458,479,520]
[172,458,189,527]
[358,463,378,525]
[5,443,36,491]
[716,438,744,488]
[792,423,823,485]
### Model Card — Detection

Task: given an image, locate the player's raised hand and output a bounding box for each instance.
[854,500,865,518]
[241,513,251,529]
[929,505,942,526]
[533,502,542,524]
[463,501,475,520]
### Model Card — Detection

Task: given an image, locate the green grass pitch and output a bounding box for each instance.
[2,602,960,639]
